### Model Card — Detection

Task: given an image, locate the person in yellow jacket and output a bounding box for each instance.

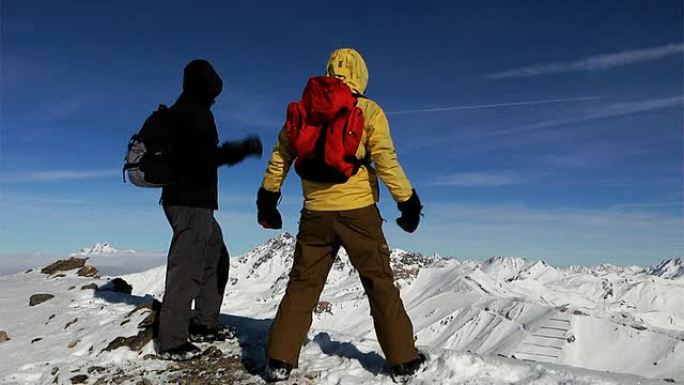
[257,48,425,383]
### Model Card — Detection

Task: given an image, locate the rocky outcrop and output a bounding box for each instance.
[41,258,87,275]
[96,278,132,295]
[314,301,333,315]
[77,265,98,278]
[0,331,9,343]
[103,300,160,354]
[70,374,88,384]
[103,328,153,353]
[29,293,55,306]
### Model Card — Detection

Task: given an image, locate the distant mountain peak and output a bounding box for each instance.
[649,258,684,279]
[71,243,135,257]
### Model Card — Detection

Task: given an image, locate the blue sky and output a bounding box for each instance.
[1,0,682,270]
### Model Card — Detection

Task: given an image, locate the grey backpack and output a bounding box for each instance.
[123,105,175,187]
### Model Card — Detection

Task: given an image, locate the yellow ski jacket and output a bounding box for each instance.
[261,48,413,211]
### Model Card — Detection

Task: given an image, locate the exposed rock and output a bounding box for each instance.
[31,337,43,343]
[0,331,10,343]
[29,293,55,306]
[70,374,88,384]
[314,301,333,315]
[127,300,162,317]
[51,367,59,376]
[52,274,66,278]
[96,278,132,295]
[138,311,157,330]
[111,374,135,384]
[103,328,153,353]
[127,300,161,330]
[67,286,76,290]
[41,257,87,275]
[77,265,98,278]
[68,339,80,348]
[65,318,78,330]
[87,366,106,374]
[81,283,98,290]
[392,266,420,280]
[165,346,249,384]
[25,269,33,273]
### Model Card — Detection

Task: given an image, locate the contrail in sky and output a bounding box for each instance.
[488,43,684,79]
[386,96,602,116]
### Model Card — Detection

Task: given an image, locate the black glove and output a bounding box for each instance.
[396,189,422,233]
[218,136,263,166]
[257,187,282,229]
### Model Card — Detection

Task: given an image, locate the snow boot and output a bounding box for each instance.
[188,323,237,343]
[264,358,293,382]
[390,352,427,383]
[157,342,202,361]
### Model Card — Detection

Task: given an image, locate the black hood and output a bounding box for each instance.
[182,59,223,101]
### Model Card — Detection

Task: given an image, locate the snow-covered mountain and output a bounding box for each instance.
[650,258,684,279]
[70,243,136,257]
[1,233,681,384]
[123,233,684,381]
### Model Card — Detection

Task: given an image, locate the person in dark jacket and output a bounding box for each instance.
[156,59,263,361]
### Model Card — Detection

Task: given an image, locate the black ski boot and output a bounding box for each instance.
[390,352,427,383]
[157,342,202,361]
[188,323,237,343]
[264,358,293,382]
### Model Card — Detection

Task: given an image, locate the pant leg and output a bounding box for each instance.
[267,209,338,366]
[157,205,213,351]
[193,216,230,330]
[334,205,417,366]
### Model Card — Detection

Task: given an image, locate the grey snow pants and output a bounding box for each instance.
[157,205,230,351]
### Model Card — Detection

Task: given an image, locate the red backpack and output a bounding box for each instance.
[286,76,366,184]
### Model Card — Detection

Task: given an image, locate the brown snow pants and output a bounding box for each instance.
[266,204,418,366]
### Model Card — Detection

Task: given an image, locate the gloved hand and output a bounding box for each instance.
[396,189,422,233]
[218,135,263,166]
[257,187,282,229]
[241,136,263,157]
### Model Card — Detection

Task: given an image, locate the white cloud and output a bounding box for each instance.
[386,96,601,116]
[432,171,530,187]
[489,43,684,79]
[2,169,120,183]
[489,96,683,136]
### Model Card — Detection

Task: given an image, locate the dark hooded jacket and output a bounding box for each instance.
[161,60,223,210]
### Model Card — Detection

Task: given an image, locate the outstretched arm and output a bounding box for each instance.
[217,136,263,166]
[261,126,295,192]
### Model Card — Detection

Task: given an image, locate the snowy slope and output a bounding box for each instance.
[125,233,684,382]
[650,258,684,279]
[1,233,681,384]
